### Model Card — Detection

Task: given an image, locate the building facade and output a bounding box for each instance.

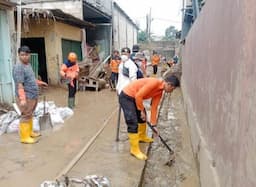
[0,1,16,104]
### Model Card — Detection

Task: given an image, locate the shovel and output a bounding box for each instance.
[146,121,175,166]
[39,96,53,130]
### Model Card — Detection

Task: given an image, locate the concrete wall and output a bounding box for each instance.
[113,6,137,51]
[181,0,256,187]
[22,20,82,85]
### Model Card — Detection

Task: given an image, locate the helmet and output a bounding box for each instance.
[68,52,77,63]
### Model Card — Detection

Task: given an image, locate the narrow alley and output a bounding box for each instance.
[1,0,256,187]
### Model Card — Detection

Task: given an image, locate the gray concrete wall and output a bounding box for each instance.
[181,0,256,187]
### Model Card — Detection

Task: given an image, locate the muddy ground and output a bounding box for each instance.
[0,64,200,186]
[141,88,200,187]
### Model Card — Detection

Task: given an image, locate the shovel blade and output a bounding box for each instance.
[39,113,53,130]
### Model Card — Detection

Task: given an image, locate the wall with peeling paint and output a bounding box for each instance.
[181,0,256,187]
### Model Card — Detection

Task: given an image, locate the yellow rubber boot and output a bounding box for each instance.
[128,133,147,160]
[20,122,38,144]
[138,123,154,143]
[29,118,41,138]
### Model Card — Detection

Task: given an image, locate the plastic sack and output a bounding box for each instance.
[50,111,64,125]
[0,111,19,135]
[56,107,74,120]
[6,118,19,133]
[33,117,40,131]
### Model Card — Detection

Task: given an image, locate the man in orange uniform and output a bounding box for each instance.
[60,52,79,109]
[109,54,120,90]
[119,75,180,160]
[151,51,160,77]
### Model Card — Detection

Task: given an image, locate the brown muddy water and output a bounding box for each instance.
[141,88,200,187]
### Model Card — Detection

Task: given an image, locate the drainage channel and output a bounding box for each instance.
[140,89,200,187]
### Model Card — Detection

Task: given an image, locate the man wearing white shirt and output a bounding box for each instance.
[116,47,138,95]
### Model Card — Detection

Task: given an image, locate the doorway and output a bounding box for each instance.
[21,38,48,83]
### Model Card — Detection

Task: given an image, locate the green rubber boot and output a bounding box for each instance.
[68,97,75,109]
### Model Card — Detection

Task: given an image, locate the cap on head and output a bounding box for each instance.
[121,47,131,54]
[165,75,180,87]
[132,44,139,52]
[68,52,77,63]
[18,46,31,53]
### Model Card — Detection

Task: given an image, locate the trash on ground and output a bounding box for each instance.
[0,101,74,135]
[40,175,110,187]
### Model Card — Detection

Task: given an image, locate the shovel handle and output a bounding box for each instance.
[116,105,121,141]
[146,121,174,154]
[43,96,46,114]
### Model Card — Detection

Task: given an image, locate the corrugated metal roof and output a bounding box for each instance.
[21,8,95,28]
[0,0,16,9]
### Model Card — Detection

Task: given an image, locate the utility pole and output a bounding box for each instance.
[146,8,152,42]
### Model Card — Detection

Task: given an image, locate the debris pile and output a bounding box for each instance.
[0,101,73,135]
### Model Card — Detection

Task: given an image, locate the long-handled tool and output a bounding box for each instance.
[39,96,53,130]
[115,105,121,141]
[146,121,175,166]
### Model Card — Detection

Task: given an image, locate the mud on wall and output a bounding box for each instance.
[181,0,256,187]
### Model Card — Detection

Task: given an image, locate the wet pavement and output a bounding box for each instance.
[0,65,199,187]
[0,87,120,186]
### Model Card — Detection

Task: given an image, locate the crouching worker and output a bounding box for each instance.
[13,46,48,144]
[119,75,180,160]
[60,52,79,109]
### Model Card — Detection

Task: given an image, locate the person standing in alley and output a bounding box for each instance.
[116,47,138,95]
[13,46,48,144]
[109,50,120,90]
[60,52,79,109]
[119,75,180,160]
[151,50,160,77]
[116,48,150,144]
[130,44,140,61]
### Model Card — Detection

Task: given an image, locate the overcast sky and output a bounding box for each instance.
[114,0,182,37]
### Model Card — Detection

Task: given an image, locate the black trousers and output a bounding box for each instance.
[119,91,146,133]
[153,65,158,74]
[110,72,118,88]
[68,79,77,98]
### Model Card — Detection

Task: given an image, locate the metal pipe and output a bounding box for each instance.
[16,0,21,54]
[193,0,200,19]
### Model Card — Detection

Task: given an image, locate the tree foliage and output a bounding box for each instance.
[163,26,178,40]
[138,30,147,42]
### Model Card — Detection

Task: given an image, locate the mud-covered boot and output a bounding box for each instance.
[138,123,154,143]
[29,118,41,138]
[20,122,38,144]
[128,133,147,160]
[68,97,75,109]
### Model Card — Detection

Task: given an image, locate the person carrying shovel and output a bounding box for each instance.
[118,75,180,160]
[60,52,79,109]
[13,46,48,144]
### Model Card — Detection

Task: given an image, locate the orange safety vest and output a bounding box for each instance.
[110,59,120,73]
[151,55,160,66]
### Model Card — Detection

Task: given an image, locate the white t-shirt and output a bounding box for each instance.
[116,58,138,94]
